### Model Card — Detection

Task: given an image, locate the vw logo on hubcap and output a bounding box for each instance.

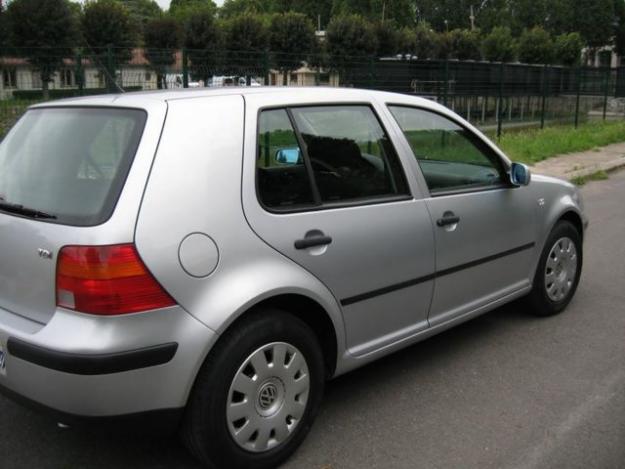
[258,383,278,410]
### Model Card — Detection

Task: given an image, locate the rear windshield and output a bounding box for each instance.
[0,107,147,226]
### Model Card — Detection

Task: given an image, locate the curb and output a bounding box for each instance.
[530,155,625,182]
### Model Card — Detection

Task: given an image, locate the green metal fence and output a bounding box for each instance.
[1,46,625,139]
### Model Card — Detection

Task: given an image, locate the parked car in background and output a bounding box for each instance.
[0,88,586,469]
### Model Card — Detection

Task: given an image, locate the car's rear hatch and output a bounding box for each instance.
[0,105,149,324]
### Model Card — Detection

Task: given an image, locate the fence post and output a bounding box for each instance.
[540,64,548,129]
[368,56,376,89]
[603,67,611,121]
[497,62,504,139]
[75,51,84,96]
[443,59,449,107]
[263,50,270,86]
[574,66,582,128]
[182,48,189,88]
[106,45,116,92]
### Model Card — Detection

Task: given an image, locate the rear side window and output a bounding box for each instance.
[0,107,146,226]
[257,105,409,211]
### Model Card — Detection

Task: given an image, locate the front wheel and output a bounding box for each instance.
[181,309,325,469]
[527,220,583,316]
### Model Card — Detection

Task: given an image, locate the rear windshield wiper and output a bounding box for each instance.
[0,201,57,219]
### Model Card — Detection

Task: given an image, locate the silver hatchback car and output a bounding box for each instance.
[0,88,586,468]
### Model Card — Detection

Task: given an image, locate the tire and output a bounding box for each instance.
[527,220,583,317]
[181,309,325,469]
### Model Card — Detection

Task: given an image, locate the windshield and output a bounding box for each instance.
[0,107,146,226]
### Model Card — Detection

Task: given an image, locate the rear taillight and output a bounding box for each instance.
[56,244,175,315]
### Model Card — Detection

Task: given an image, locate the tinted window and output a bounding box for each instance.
[0,107,146,226]
[389,106,505,193]
[290,106,408,203]
[257,109,315,209]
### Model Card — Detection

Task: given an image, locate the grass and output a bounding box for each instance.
[494,120,625,165]
[570,170,610,186]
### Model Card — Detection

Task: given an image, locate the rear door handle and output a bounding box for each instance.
[294,234,333,250]
[436,214,460,227]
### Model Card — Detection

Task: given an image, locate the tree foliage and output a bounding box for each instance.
[615,0,625,57]
[119,0,162,35]
[448,28,480,60]
[326,14,377,82]
[482,26,516,62]
[517,26,554,65]
[554,32,584,66]
[82,0,137,64]
[143,17,182,88]
[7,0,78,98]
[219,0,269,19]
[183,6,223,80]
[269,12,316,84]
[411,22,439,59]
[331,0,415,27]
[373,20,401,57]
[223,13,268,77]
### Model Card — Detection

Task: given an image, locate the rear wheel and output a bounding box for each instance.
[181,309,325,469]
[527,221,583,316]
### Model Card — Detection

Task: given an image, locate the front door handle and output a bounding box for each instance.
[294,233,333,250]
[436,213,460,227]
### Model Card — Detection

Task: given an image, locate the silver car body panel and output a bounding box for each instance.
[0,88,586,417]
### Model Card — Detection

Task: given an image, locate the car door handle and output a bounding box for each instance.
[294,234,333,250]
[436,214,460,227]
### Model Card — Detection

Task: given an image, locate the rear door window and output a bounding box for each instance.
[256,105,409,211]
[0,107,146,226]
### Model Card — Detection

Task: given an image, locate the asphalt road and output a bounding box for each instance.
[1,171,625,469]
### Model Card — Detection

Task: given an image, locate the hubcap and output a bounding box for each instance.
[226,342,310,453]
[544,237,578,302]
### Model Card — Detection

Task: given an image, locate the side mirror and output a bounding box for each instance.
[510,162,531,186]
[275,148,302,165]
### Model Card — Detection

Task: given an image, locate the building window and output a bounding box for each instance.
[318,72,330,85]
[60,69,75,87]
[3,68,17,88]
[32,71,42,89]
[290,74,298,85]
[145,72,152,81]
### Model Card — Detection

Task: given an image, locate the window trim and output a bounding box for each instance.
[386,103,514,197]
[255,102,413,214]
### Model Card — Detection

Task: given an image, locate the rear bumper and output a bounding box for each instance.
[0,305,217,418]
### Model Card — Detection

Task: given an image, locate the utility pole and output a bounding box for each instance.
[382,2,386,22]
[470,5,476,30]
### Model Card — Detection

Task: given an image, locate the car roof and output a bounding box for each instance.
[30,86,440,111]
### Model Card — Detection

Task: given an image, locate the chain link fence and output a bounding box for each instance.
[1,46,625,139]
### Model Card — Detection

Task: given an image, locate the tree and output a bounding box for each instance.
[448,28,481,60]
[170,0,216,12]
[482,26,516,62]
[7,0,78,99]
[554,32,584,66]
[219,0,269,19]
[170,0,217,23]
[119,0,162,35]
[571,0,615,50]
[82,0,138,72]
[332,0,415,28]
[326,15,377,83]
[184,7,224,82]
[373,20,401,57]
[615,0,625,56]
[144,17,182,88]
[224,13,268,77]
[0,0,8,52]
[270,12,315,85]
[517,26,554,64]
[412,21,439,59]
